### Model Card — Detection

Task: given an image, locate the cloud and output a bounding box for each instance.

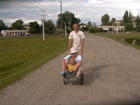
[0,0,140,26]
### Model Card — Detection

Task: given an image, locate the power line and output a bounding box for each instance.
[25,0,43,11]
[33,0,51,11]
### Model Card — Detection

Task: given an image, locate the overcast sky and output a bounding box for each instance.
[0,0,140,26]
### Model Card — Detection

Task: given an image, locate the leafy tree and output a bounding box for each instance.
[123,10,135,31]
[93,22,96,27]
[109,27,112,31]
[98,28,104,32]
[89,27,98,33]
[123,10,129,25]
[87,21,92,27]
[0,20,7,32]
[125,23,134,31]
[44,19,55,35]
[123,10,133,25]
[101,13,110,25]
[135,14,140,32]
[11,19,24,29]
[29,21,40,34]
[128,11,133,22]
[57,11,81,30]
[111,18,116,25]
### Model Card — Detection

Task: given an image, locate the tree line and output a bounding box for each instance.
[1,10,140,35]
[0,11,80,35]
[88,10,140,33]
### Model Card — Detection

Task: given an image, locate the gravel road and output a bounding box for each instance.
[0,33,140,105]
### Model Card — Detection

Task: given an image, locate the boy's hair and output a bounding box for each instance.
[73,23,80,26]
[68,56,75,61]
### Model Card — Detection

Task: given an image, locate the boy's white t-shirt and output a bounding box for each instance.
[69,30,85,49]
[64,55,82,63]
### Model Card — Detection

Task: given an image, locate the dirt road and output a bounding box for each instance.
[0,34,140,105]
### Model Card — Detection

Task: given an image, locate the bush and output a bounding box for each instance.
[89,27,97,33]
[124,38,140,46]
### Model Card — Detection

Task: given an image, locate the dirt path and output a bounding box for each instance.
[0,34,140,105]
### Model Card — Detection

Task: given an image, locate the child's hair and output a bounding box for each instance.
[68,56,75,61]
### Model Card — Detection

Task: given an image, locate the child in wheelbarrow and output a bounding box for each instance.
[66,56,77,75]
[60,48,82,79]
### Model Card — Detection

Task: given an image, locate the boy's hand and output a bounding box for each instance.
[62,68,65,72]
[78,52,82,55]
[78,49,83,55]
[72,68,77,72]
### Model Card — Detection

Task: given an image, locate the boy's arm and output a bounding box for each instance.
[79,38,84,54]
[73,60,82,71]
[61,59,66,72]
[69,39,73,53]
[61,55,71,72]
[73,55,82,71]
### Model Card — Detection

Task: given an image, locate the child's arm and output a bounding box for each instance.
[71,64,77,72]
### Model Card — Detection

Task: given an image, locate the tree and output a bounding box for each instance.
[128,11,133,22]
[123,10,133,25]
[44,19,55,35]
[57,11,81,30]
[101,13,110,25]
[123,10,134,31]
[11,19,24,29]
[29,21,40,34]
[111,18,116,25]
[0,20,7,32]
[125,23,134,31]
[89,27,98,33]
[93,22,96,27]
[87,21,92,27]
[135,14,140,32]
[123,10,129,25]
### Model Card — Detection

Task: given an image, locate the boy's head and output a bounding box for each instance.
[73,23,80,31]
[68,56,76,65]
[70,48,78,58]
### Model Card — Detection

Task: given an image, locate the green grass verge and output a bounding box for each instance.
[0,36,68,90]
[98,33,140,50]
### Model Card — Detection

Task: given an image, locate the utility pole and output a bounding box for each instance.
[42,10,45,41]
[60,0,63,39]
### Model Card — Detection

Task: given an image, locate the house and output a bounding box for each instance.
[1,30,28,36]
[96,26,125,31]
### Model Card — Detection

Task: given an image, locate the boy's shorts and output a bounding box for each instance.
[64,70,77,75]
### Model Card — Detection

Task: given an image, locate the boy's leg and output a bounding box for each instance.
[60,59,68,75]
[76,67,82,77]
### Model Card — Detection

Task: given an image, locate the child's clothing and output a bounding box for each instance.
[67,64,76,73]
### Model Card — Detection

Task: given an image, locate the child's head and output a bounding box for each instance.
[68,56,76,65]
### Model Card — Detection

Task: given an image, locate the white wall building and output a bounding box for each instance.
[97,26,125,31]
[1,30,28,36]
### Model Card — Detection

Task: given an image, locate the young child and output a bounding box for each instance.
[67,56,77,73]
[60,56,77,75]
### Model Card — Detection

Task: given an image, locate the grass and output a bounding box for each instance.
[98,32,140,50]
[0,36,68,90]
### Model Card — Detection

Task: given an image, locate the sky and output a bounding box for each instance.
[0,0,140,26]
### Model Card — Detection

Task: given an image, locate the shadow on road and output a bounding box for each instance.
[83,64,109,86]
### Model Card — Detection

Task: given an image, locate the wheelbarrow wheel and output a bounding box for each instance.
[63,74,67,85]
[80,73,84,85]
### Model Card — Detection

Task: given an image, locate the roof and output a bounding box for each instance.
[97,26,125,28]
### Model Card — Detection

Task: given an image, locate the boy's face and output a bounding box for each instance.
[71,53,77,58]
[69,58,75,65]
[73,24,79,31]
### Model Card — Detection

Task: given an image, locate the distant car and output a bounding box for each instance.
[12,34,17,36]
[17,34,21,36]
